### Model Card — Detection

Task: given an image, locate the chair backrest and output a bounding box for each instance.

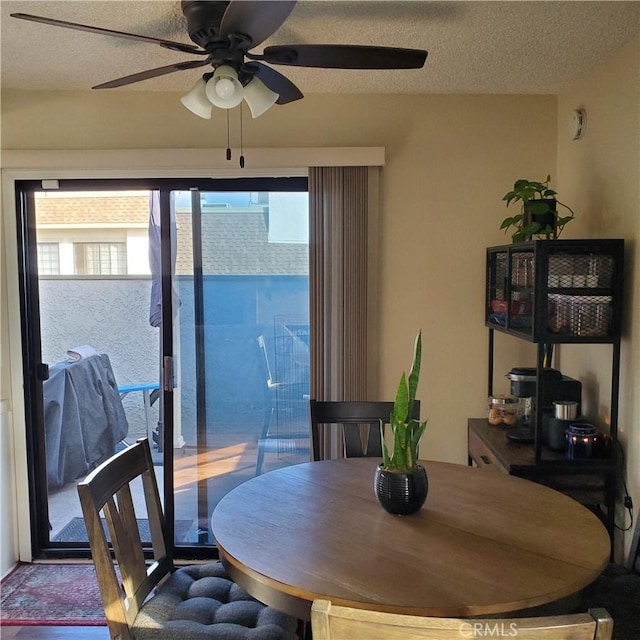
[310,600,614,640]
[309,400,420,461]
[258,334,276,387]
[78,438,172,640]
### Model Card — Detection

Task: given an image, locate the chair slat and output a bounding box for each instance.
[104,488,147,608]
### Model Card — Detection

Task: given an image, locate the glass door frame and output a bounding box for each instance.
[15,175,308,560]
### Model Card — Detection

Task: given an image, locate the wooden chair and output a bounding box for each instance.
[309,400,420,461]
[310,600,614,640]
[579,509,640,639]
[78,438,298,640]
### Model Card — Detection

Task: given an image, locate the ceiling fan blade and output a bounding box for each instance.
[252,63,303,105]
[92,60,210,89]
[10,13,202,55]
[262,44,428,69]
[220,1,297,48]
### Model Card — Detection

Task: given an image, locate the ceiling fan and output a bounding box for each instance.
[11,1,428,119]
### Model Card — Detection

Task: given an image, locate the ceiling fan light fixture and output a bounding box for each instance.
[206,65,243,109]
[243,76,279,118]
[180,77,212,119]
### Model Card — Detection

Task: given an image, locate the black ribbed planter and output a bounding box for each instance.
[374,465,428,515]
[523,198,557,237]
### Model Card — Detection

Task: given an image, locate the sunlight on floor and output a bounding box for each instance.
[174,442,255,488]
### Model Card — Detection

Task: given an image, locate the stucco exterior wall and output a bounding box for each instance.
[38,278,160,437]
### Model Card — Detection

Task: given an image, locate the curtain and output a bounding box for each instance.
[309,166,369,458]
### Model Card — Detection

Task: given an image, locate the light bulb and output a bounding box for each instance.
[205,66,243,109]
[215,77,236,100]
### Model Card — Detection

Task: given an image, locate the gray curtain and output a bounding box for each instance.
[309,166,369,458]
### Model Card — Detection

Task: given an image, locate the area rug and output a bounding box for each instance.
[0,563,107,626]
[52,517,193,543]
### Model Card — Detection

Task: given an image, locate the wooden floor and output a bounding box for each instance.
[0,627,110,639]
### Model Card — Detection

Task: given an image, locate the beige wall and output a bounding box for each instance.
[0,162,18,574]
[557,35,640,560]
[2,88,555,457]
[1,89,554,566]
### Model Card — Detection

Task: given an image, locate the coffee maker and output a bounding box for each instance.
[505,367,582,444]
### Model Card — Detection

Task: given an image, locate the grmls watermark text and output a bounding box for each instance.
[459,622,519,637]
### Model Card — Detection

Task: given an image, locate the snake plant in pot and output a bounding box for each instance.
[374,331,429,515]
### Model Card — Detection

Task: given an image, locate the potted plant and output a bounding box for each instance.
[374,331,429,515]
[500,175,576,243]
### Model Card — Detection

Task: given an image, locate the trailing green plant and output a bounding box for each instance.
[500,175,576,243]
[381,331,428,472]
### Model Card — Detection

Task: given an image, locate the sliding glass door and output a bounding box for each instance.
[170,187,311,544]
[16,177,309,556]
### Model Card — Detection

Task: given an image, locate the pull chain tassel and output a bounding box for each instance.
[239,104,245,169]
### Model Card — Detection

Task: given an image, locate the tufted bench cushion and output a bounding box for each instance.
[132,561,299,640]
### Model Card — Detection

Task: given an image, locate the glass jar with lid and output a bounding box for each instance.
[566,423,597,459]
[488,395,520,426]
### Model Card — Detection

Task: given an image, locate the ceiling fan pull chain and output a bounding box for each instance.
[239,105,245,169]
[226,110,231,162]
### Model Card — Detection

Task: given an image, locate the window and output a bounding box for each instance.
[19,179,310,558]
[37,243,60,275]
[75,242,127,275]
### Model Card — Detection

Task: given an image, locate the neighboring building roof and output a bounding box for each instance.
[35,194,308,276]
[177,211,308,276]
[35,194,149,225]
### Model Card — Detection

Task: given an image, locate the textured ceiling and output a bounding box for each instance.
[1,1,639,96]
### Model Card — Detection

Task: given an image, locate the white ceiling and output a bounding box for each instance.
[1,1,639,97]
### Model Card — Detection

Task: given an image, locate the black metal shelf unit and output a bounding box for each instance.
[485,239,624,450]
[486,239,624,444]
[484,239,624,543]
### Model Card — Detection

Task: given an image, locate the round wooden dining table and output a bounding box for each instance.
[211,458,610,621]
